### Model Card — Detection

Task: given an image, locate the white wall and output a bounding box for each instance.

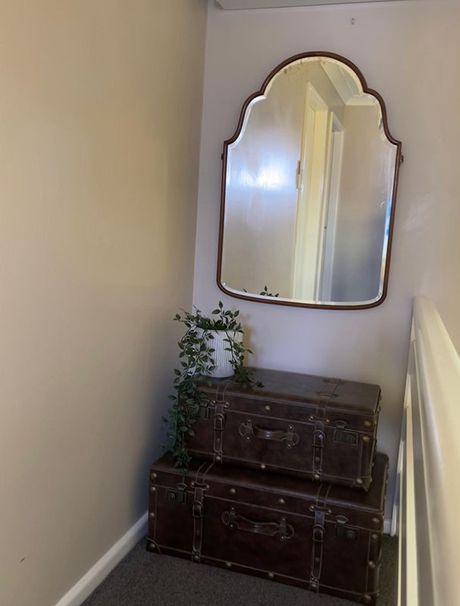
[0,2,206,605]
[194,0,460,520]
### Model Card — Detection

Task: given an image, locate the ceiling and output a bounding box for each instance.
[217,0,405,8]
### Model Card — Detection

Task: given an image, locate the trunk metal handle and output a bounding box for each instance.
[239,419,300,448]
[221,508,294,540]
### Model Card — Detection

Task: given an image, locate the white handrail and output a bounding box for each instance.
[398,297,460,606]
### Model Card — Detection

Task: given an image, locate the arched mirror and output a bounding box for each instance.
[217,52,402,309]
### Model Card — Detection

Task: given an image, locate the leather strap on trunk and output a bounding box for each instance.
[311,379,342,478]
[191,461,213,562]
[212,401,226,461]
[312,420,325,475]
[309,483,332,591]
[209,381,233,463]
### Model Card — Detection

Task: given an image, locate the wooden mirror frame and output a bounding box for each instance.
[216,51,402,310]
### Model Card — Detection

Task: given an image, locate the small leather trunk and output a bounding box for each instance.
[147,452,388,605]
[187,368,381,490]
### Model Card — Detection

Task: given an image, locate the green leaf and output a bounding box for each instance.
[167,300,257,473]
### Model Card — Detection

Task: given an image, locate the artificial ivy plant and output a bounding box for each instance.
[165,301,255,471]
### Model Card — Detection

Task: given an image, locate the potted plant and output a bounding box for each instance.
[165,301,254,470]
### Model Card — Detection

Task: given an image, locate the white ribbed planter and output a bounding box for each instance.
[201,329,243,378]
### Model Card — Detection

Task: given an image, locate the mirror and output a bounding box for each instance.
[217,53,402,309]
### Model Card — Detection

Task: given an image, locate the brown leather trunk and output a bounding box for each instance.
[187,368,381,490]
[147,452,388,605]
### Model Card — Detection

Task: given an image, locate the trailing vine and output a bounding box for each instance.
[164,301,255,471]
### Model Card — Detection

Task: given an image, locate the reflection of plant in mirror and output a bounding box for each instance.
[260,286,280,297]
[164,301,255,471]
[242,286,280,297]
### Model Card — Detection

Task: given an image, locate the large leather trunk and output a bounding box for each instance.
[147,452,388,605]
[187,368,381,490]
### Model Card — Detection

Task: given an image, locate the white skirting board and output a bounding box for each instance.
[55,512,148,606]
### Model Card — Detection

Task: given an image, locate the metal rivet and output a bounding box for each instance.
[314,473,320,480]
[288,424,293,430]
[216,456,221,462]
[194,555,200,561]
[364,421,372,428]
[264,405,271,412]
[226,561,232,567]
[261,464,266,470]
[147,542,156,551]
[309,415,315,421]
[151,472,157,480]
[150,486,156,492]
[309,505,315,512]
[371,533,379,541]
[363,595,372,604]
[224,403,230,408]
[229,488,237,495]
[268,572,274,579]
[368,560,376,569]
[149,512,155,518]
[356,478,363,485]
[278,498,286,505]
[325,418,330,424]
[363,436,371,443]
[372,517,381,525]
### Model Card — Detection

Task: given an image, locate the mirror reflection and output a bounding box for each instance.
[219,55,401,308]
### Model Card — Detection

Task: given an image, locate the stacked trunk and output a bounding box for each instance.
[147,368,388,605]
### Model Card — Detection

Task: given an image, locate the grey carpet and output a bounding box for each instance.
[83,537,397,605]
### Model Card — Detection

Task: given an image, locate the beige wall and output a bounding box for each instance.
[194,0,460,522]
[0,2,206,605]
